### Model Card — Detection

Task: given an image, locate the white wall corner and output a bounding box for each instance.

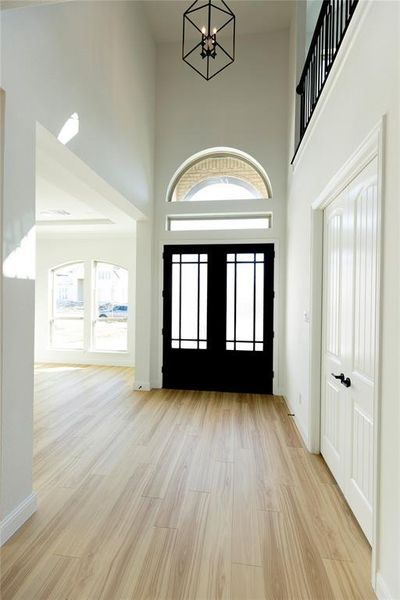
[0,492,37,546]
[281,394,310,451]
[151,378,162,390]
[132,381,151,391]
[375,572,396,600]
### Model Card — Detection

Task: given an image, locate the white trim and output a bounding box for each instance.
[0,492,37,546]
[35,355,134,367]
[371,117,385,588]
[312,122,382,210]
[308,209,324,453]
[133,381,151,391]
[375,572,395,600]
[310,118,384,593]
[291,0,371,170]
[0,90,5,547]
[157,237,281,395]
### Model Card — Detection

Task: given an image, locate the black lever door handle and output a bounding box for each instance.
[341,377,351,388]
[331,372,345,382]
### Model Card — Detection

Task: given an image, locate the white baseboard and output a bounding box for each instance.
[133,381,151,391]
[0,492,37,546]
[375,572,395,600]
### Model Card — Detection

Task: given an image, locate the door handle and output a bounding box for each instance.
[331,372,345,383]
[331,373,351,388]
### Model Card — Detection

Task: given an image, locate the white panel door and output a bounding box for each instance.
[321,190,347,488]
[343,158,378,543]
[322,158,378,544]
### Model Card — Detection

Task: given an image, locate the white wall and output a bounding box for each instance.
[0,1,155,533]
[286,2,400,597]
[305,0,323,53]
[151,32,289,390]
[35,233,136,367]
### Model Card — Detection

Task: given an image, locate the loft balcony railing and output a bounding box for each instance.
[293,0,359,160]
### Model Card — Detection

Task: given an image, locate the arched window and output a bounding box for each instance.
[50,262,85,349]
[168,149,272,202]
[49,261,129,352]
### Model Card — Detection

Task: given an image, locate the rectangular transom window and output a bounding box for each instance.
[226,252,264,351]
[167,214,272,232]
[171,253,207,349]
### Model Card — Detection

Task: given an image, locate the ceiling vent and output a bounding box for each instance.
[39,209,71,216]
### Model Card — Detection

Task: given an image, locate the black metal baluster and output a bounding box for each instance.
[329,0,335,70]
[292,0,358,161]
[324,6,329,75]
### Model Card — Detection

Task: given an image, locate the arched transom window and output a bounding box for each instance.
[169,151,272,202]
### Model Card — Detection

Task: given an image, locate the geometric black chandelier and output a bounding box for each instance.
[182,0,236,81]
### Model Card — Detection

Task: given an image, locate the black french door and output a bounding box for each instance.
[162,244,274,394]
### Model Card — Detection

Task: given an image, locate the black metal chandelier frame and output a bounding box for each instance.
[182,0,236,81]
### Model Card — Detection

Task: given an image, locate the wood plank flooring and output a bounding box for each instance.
[0,365,376,599]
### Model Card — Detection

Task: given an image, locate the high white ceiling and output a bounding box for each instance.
[141,0,294,44]
[1,0,294,43]
[0,0,68,10]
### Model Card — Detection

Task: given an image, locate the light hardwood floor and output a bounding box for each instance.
[1,365,376,600]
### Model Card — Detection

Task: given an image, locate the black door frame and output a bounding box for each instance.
[161,241,275,394]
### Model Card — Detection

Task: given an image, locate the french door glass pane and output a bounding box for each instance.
[236,342,254,351]
[236,263,254,341]
[237,253,256,262]
[199,263,208,339]
[255,263,264,341]
[226,263,235,340]
[171,253,207,349]
[181,263,198,339]
[226,252,264,351]
[172,264,180,340]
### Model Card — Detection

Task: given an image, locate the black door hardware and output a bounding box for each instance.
[331,373,351,388]
[341,377,351,388]
[331,372,345,383]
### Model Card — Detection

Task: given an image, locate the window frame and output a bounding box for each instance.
[48,260,130,354]
[166,213,272,232]
[166,148,273,203]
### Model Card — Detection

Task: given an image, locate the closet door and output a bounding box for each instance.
[343,158,378,543]
[322,157,378,543]
[321,190,347,488]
